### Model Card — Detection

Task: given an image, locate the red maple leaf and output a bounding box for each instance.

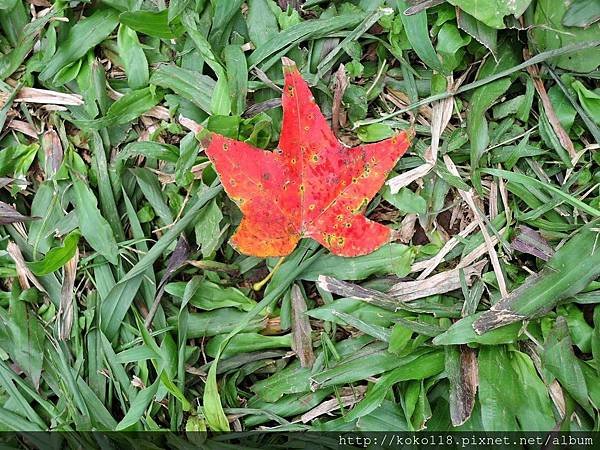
[205,58,412,257]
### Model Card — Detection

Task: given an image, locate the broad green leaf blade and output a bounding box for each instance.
[39,8,119,82]
[248,13,366,69]
[119,10,183,39]
[479,346,555,430]
[542,317,592,415]
[27,231,79,275]
[115,379,160,430]
[397,0,445,74]
[117,24,149,89]
[70,174,119,265]
[532,0,600,72]
[477,224,600,333]
[72,86,163,129]
[300,243,414,281]
[467,44,519,174]
[449,0,531,29]
[344,351,444,422]
[150,64,215,113]
[562,0,600,27]
[457,9,497,58]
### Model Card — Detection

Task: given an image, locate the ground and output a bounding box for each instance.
[0,0,599,439]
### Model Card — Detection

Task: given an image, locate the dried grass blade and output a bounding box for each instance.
[58,249,78,340]
[445,155,509,298]
[290,285,315,368]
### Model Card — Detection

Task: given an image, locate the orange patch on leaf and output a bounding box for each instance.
[205,58,412,257]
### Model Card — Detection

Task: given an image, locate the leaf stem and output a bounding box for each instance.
[253,256,286,291]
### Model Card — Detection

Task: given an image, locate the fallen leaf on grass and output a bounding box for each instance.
[204,58,412,257]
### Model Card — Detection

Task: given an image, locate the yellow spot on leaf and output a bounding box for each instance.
[352,198,369,214]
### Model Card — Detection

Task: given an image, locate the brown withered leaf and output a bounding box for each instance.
[447,345,479,427]
[41,129,63,178]
[15,87,83,105]
[387,260,486,301]
[58,249,79,340]
[0,201,36,225]
[332,63,348,136]
[511,225,555,261]
[290,284,315,368]
[6,242,46,293]
[144,235,190,327]
[525,50,576,159]
[300,386,367,423]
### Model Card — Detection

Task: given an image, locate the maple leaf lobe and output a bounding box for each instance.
[205,59,412,258]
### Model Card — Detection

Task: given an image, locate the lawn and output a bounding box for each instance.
[1,0,600,440]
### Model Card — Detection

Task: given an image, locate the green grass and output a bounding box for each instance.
[0,0,600,436]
